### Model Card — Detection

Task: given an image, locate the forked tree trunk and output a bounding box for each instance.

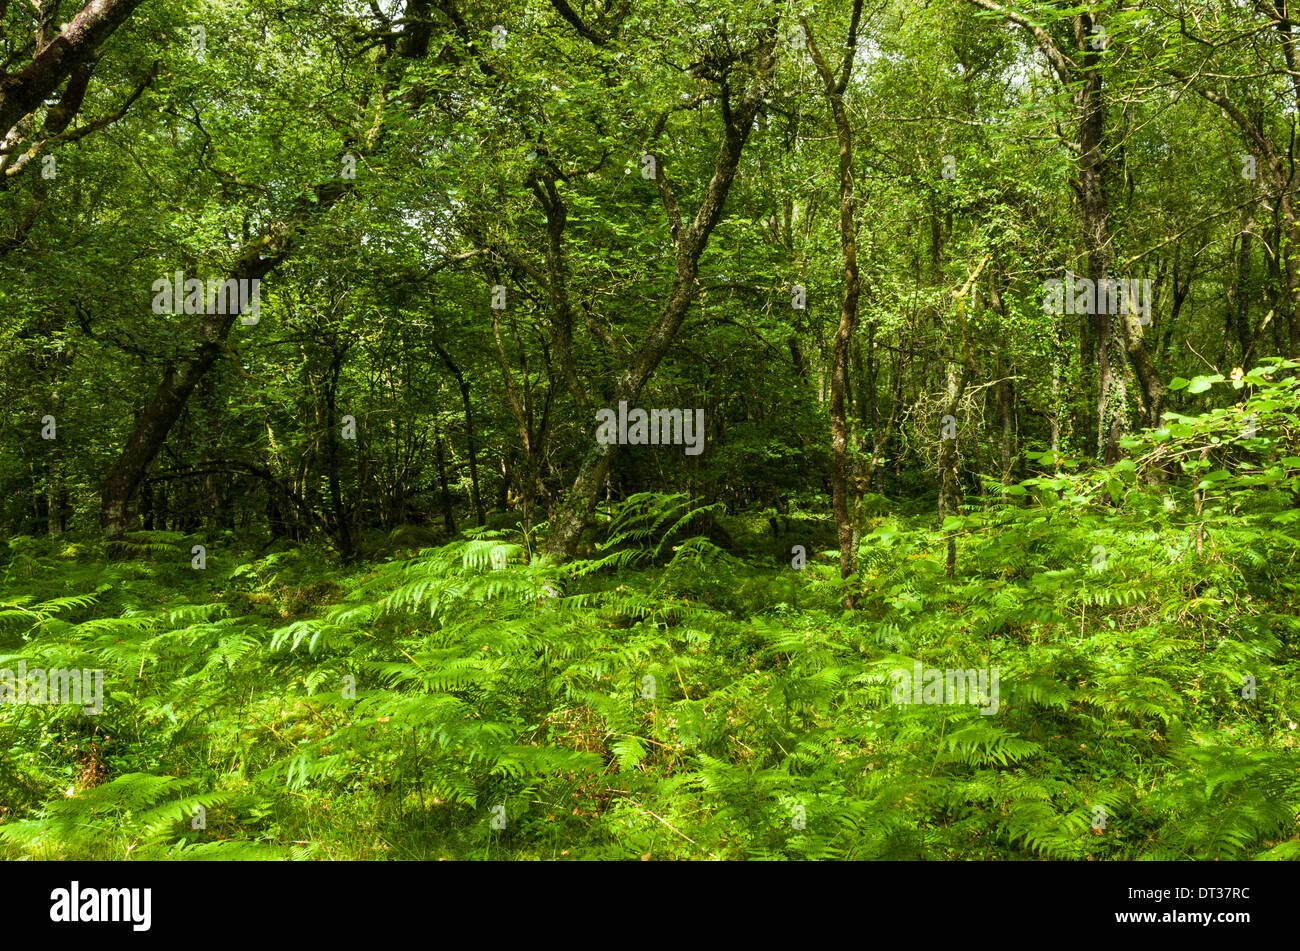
[545,28,778,561]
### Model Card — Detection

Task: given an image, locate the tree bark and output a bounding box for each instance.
[544,25,778,561]
[100,184,348,537]
[971,1,1164,457]
[431,339,485,526]
[434,426,457,535]
[0,0,145,137]
[804,2,865,604]
[323,347,356,562]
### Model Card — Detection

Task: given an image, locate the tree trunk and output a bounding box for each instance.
[100,184,346,537]
[434,426,457,535]
[940,257,988,579]
[1232,204,1257,364]
[545,29,778,561]
[938,362,968,580]
[1075,33,1128,463]
[804,2,865,605]
[323,349,355,563]
[432,339,485,526]
[972,2,1163,456]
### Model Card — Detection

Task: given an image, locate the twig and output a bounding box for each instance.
[623,798,720,859]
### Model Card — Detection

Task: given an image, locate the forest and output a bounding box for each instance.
[0,0,1298,862]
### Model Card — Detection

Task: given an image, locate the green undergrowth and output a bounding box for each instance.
[2,364,1299,860]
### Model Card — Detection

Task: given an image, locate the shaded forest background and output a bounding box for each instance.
[0,0,1298,860]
